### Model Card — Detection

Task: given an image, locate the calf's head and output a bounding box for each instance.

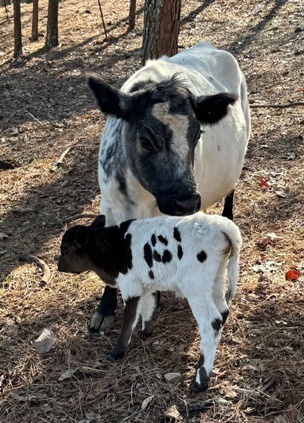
[89,75,236,216]
[58,215,106,274]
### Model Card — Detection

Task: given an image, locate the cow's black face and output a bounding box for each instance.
[89,74,236,216]
[122,83,202,216]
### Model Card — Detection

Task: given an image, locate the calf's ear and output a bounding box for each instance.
[88,75,130,119]
[90,215,106,230]
[194,93,237,125]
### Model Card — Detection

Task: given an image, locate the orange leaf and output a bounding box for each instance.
[258,176,270,189]
[285,269,300,281]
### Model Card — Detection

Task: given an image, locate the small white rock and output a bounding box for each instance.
[164,372,181,383]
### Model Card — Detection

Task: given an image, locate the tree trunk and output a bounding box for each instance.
[142,0,181,65]
[128,0,136,31]
[13,0,22,58]
[45,0,58,49]
[31,0,39,41]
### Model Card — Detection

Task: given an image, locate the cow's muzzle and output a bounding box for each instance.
[157,192,201,216]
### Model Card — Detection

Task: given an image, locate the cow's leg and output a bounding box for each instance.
[89,286,117,332]
[109,296,140,360]
[187,298,222,392]
[222,189,234,221]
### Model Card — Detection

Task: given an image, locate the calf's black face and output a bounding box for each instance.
[89,75,236,216]
[58,226,93,274]
[58,215,106,275]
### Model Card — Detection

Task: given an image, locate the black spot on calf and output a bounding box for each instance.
[151,234,156,246]
[221,309,229,325]
[177,245,183,260]
[158,235,168,246]
[144,243,153,268]
[173,227,181,242]
[162,250,172,263]
[153,250,162,262]
[125,233,132,246]
[211,318,222,332]
[148,270,154,280]
[197,250,207,263]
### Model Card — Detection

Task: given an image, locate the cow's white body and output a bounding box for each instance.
[98,42,250,225]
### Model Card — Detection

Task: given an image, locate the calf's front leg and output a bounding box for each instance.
[109,296,140,360]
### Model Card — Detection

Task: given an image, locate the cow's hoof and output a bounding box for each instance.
[89,312,115,333]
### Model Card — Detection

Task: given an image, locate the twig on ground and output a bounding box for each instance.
[27,112,43,125]
[251,102,304,108]
[19,254,52,283]
[55,146,73,167]
[63,213,98,224]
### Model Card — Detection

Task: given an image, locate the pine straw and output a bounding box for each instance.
[0,0,303,422]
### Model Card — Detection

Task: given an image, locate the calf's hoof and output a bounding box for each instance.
[138,329,153,341]
[107,349,125,361]
[190,379,209,393]
[139,321,154,340]
[89,312,115,333]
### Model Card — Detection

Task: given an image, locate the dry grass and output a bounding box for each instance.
[0,0,303,422]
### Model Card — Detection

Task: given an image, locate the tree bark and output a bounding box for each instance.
[13,0,22,58]
[142,0,181,65]
[31,0,39,42]
[128,0,136,31]
[45,0,58,49]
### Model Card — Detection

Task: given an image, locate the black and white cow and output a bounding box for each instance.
[58,212,242,391]
[88,42,250,331]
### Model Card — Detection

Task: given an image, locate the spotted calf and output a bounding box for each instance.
[58,212,242,391]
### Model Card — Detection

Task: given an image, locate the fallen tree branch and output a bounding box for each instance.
[19,254,52,284]
[251,102,304,108]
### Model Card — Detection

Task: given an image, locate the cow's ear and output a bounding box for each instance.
[90,215,106,230]
[88,75,130,119]
[74,226,89,250]
[194,93,237,125]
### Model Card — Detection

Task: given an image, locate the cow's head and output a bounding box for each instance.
[88,74,236,216]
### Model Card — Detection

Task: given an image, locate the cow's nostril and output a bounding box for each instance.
[173,195,201,216]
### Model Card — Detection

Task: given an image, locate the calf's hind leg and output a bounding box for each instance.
[137,292,157,339]
[187,298,223,391]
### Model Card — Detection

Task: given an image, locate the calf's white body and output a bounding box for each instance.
[58,212,242,391]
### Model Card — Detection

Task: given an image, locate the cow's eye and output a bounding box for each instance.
[196,129,203,140]
[139,137,154,151]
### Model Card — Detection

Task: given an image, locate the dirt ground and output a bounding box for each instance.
[0,0,303,422]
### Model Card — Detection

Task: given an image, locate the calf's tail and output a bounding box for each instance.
[224,226,242,304]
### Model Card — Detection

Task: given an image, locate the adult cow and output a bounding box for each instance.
[87,42,250,332]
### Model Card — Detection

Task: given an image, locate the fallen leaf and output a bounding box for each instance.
[164,405,183,420]
[258,176,270,189]
[58,369,77,381]
[141,395,154,410]
[34,328,55,354]
[0,232,9,241]
[285,268,300,281]
[164,372,181,383]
